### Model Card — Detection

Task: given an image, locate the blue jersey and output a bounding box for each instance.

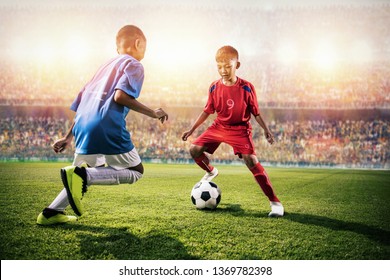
[70,54,144,155]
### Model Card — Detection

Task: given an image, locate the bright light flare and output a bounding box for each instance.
[312,41,339,69]
[146,38,208,70]
[350,40,373,63]
[33,41,56,65]
[66,36,89,63]
[144,21,210,72]
[276,42,298,65]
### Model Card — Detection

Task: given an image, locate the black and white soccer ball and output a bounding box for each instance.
[191,181,221,210]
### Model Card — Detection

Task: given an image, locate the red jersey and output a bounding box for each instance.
[204,77,260,127]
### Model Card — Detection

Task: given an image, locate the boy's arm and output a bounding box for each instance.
[182,111,210,141]
[114,89,168,123]
[52,119,75,153]
[254,113,275,145]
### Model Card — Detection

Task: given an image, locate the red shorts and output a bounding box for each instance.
[193,122,256,158]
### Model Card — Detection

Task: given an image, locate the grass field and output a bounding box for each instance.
[0,162,389,260]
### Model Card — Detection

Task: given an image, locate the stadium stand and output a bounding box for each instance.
[0,3,389,169]
[0,109,388,169]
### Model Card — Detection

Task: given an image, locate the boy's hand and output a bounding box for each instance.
[181,130,193,141]
[52,138,71,153]
[265,131,275,145]
[154,108,168,123]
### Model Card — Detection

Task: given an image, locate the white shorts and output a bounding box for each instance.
[72,148,142,170]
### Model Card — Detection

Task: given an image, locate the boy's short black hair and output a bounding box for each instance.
[116,25,146,49]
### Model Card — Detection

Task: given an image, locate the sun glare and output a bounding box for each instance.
[66,36,89,63]
[350,40,373,63]
[144,24,210,71]
[147,40,207,70]
[276,42,298,65]
[312,41,339,70]
[34,41,56,65]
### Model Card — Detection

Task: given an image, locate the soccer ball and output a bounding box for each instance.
[191,181,221,210]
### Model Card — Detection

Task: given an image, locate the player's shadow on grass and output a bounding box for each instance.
[217,204,389,245]
[64,224,198,260]
[217,203,268,217]
[285,213,389,246]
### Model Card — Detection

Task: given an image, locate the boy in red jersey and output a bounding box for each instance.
[182,46,284,217]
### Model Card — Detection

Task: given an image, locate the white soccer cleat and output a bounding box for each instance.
[268,201,284,217]
[201,167,219,182]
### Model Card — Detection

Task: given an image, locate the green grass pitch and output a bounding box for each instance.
[0,162,389,260]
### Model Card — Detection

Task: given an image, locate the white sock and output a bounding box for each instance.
[46,167,142,212]
[48,188,69,212]
[86,166,143,185]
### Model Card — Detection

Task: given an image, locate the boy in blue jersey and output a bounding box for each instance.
[37,25,168,225]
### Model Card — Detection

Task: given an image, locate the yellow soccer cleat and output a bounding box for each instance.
[61,166,87,216]
[37,208,77,225]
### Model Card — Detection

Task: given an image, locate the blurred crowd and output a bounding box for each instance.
[1,61,389,109]
[1,3,389,168]
[0,116,72,159]
[0,4,389,109]
[1,114,388,169]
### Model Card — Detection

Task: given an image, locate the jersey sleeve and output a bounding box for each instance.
[70,86,85,112]
[115,59,144,99]
[203,82,217,114]
[248,83,260,116]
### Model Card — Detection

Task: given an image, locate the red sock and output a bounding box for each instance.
[249,163,280,202]
[194,153,214,173]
